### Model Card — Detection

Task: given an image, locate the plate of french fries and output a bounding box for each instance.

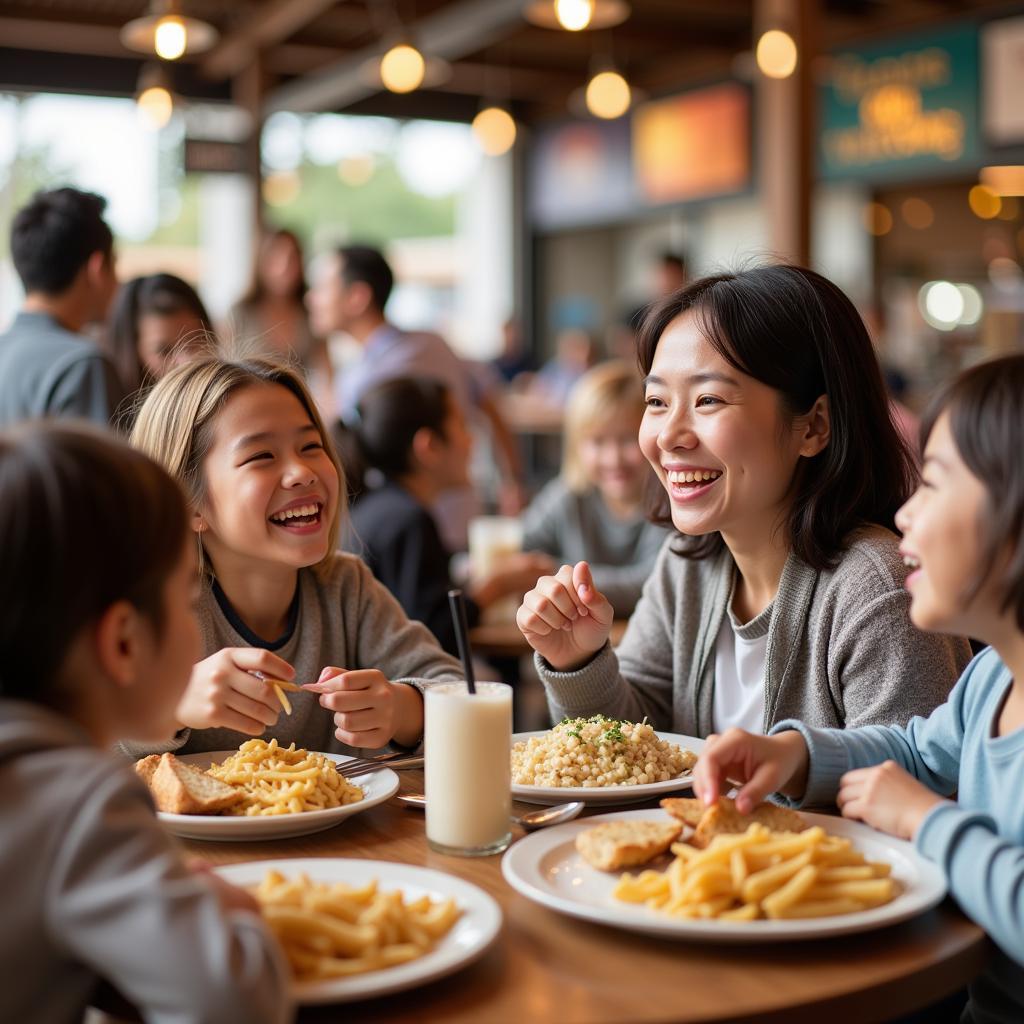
[214,858,502,1003]
[152,742,400,841]
[501,808,947,942]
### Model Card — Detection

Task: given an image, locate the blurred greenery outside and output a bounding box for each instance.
[1,141,456,254]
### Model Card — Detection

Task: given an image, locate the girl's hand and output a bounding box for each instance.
[693,728,810,812]
[516,561,614,671]
[836,761,944,841]
[187,858,260,915]
[305,668,422,749]
[177,648,293,735]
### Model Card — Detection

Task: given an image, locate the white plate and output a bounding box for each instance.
[155,751,399,841]
[216,857,502,1004]
[511,731,705,805]
[502,808,947,943]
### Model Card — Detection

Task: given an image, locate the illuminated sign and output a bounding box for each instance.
[633,83,750,204]
[820,26,979,180]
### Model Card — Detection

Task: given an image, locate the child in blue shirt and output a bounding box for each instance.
[693,354,1024,1024]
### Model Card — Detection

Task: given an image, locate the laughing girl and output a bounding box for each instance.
[517,265,968,735]
[127,356,461,757]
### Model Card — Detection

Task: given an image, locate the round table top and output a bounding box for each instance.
[182,774,989,1024]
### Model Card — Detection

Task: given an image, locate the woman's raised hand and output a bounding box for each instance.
[516,561,614,671]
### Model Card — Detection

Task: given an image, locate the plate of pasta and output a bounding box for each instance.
[511,718,704,805]
[152,740,400,841]
[214,858,502,1004]
[501,809,947,942]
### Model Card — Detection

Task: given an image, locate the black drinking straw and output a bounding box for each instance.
[447,589,477,695]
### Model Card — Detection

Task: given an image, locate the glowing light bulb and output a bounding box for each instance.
[585,70,631,119]
[137,86,173,129]
[554,0,594,31]
[756,29,798,79]
[380,44,425,94]
[154,16,187,60]
[472,107,517,156]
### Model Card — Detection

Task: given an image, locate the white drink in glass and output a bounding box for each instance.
[468,516,522,623]
[424,681,512,856]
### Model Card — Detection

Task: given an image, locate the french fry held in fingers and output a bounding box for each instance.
[253,870,462,980]
[614,823,898,921]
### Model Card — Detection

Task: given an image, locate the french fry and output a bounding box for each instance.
[611,821,898,923]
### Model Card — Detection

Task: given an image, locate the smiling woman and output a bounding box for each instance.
[123,355,462,765]
[517,264,971,741]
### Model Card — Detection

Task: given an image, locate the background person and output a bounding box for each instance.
[523,360,668,618]
[343,377,552,657]
[0,187,123,428]
[105,272,214,408]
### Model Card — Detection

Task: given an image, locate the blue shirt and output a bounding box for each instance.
[775,647,1024,1024]
[0,311,124,428]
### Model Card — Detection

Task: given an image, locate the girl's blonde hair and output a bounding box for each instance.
[131,355,345,574]
[562,360,644,493]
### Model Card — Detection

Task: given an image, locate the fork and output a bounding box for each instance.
[336,754,425,778]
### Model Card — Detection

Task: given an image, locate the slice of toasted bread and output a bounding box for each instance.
[134,754,161,787]
[149,753,243,815]
[575,819,682,871]
[659,797,706,827]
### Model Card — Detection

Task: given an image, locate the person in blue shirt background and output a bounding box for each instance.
[694,354,1024,1024]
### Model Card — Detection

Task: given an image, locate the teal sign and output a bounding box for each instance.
[820,25,979,181]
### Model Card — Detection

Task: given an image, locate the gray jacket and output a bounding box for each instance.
[0,701,291,1024]
[537,527,971,736]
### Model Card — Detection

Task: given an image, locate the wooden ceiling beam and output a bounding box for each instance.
[265,0,526,113]
[0,16,127,58]
[201,0,342,80]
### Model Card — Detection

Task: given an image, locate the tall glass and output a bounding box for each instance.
[424,681,512,856]
[468,516,522,623]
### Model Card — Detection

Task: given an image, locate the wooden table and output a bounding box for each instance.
[470,620,629,659]
[182,776,989,1024]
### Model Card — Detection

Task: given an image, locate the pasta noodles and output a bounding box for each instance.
[206,738,363,816]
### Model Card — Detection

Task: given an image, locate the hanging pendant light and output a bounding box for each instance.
[473,105,517,156]
[524,0,630,31]
[121,1,219,61]
[135,63,175,130]
[585,67,631,119]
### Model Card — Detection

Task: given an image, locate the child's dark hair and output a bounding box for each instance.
[637,264,916,570]
[0,423,188,703]
[341,378,450,494]
[921,354,1024,630]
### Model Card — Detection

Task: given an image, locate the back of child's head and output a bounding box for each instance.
[922,354,1024,629]
[0,422,187,704]
[130,354,345,559]
[563,360,643,492]
[351,377,450,481]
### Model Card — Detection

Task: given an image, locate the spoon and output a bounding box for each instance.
[395,793,585,831]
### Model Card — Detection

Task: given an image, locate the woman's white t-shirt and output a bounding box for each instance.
[711,598,771,735]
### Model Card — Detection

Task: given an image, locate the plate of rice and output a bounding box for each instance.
[511,716,704,805]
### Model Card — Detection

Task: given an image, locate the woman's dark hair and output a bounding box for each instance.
[637,264,916,570]
[106,273,213,394]
[921,355,1024,630]
[0,422,189,704]
[240,228,307,306]
[342,378,450,493]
